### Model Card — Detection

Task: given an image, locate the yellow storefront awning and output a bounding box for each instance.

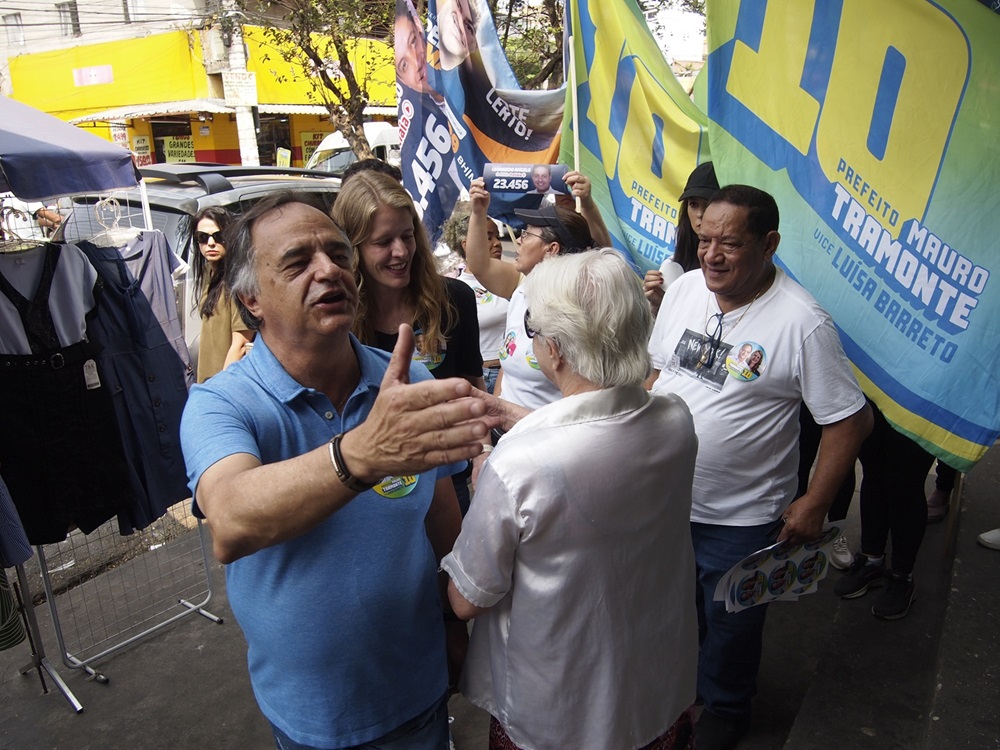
[70,101,398,124]
[257,104,397,117]
[69,99,233,124]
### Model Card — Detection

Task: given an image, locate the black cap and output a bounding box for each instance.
[679,162,719,202]
[513,205,576,249]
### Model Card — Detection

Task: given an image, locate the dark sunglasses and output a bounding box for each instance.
[700,311,724,369]
[195,230,224,245]
[524,309,537,338]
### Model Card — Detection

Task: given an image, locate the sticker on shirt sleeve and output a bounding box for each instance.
[726,342,767,382]
[373,474,419,499]
[411,329,445,371]
[500,330,517,360]
[474,287,495,305]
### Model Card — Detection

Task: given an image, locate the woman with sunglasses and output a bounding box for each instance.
[191,207,254,383]
[465,177,595,414]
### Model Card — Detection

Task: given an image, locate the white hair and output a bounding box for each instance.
[523,249,652,387]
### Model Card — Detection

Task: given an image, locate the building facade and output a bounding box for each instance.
[0,1,395,166]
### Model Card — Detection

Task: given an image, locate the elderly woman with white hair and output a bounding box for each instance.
[442,249,700,750]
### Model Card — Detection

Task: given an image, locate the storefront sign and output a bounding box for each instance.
[300,131,328,165]
[131,134,153,166]
[163,136,195,163]
[223,70,258,107]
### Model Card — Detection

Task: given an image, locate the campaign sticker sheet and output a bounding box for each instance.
[713,525,842,613]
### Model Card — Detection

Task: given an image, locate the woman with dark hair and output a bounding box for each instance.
[644,161,720,315]
[464,177,596,413]
[332,172,484,512]
[191,206,253,382]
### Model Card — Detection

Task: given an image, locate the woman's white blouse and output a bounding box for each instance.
[442,385,700,750]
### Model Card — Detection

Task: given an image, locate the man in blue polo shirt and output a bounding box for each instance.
[180,192,491,750]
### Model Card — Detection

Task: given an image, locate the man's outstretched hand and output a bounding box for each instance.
[341,325,495,481]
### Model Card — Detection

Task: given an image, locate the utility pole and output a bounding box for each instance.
[220,0,259,166]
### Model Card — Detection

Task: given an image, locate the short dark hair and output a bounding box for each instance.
[341,158,403,185]
[225,191,338,329]
[708,184,780,238]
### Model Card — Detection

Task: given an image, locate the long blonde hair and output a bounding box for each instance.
[331,171,453,354]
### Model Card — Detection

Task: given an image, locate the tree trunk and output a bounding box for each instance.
[330,111,375,160]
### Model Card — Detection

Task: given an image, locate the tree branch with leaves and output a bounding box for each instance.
[237,0,395,158]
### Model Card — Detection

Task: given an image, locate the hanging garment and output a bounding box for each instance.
[78,232,193,530]
[0,243,135,544]
[0,473,31,568]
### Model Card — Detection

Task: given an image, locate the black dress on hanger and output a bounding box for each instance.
[0,243,134,544]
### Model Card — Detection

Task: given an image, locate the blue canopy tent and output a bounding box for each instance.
[0,96,139,200]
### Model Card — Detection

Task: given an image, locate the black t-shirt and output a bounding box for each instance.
[372,277,482,381]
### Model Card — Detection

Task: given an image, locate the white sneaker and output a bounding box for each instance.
[977,528,1000,550]
[830,534,853,570]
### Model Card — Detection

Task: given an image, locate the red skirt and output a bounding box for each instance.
[488,707,696,750]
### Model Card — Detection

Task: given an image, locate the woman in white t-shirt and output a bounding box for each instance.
[643,161,719,315]
[464,177,595,414]
[440,202,509,394]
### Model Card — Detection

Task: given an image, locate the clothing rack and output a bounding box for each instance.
[12,562,83,712]
[34,504,220,684]
[3,185,220,701]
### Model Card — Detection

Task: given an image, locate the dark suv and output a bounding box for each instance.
[56,163,342,364]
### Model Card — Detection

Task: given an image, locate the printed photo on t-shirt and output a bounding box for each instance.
[668,328,733,392]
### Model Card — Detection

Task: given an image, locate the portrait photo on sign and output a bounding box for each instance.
[484,163,570,195]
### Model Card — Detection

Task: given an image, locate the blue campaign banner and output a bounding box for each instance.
[705,0,1000,469]
[395,0,565,239]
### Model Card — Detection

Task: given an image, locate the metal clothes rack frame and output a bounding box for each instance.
[35,505,221,685]
[12,562,83,713]
[4,186,221,706]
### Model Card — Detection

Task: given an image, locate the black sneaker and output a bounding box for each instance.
[833,554,886,599]
[872,572,916,619]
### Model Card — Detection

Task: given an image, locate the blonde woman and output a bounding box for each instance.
[332,172,484,511]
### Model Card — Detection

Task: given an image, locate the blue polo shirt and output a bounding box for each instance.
[181,335,459,747]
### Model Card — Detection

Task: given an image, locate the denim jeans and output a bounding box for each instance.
[483,365,500,395]
[690,521,775,721]
[272,692,449,750]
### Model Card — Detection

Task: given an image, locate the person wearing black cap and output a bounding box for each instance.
[464,177,595,414]
[643,161,720,315]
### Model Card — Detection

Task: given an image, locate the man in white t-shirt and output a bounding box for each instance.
[647,185,872,750]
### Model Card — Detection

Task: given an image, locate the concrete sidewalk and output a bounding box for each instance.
[1,452,997,749]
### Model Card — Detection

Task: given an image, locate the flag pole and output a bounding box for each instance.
[568,34,582,213]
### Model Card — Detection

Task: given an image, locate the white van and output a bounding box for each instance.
[306,122,401,174]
